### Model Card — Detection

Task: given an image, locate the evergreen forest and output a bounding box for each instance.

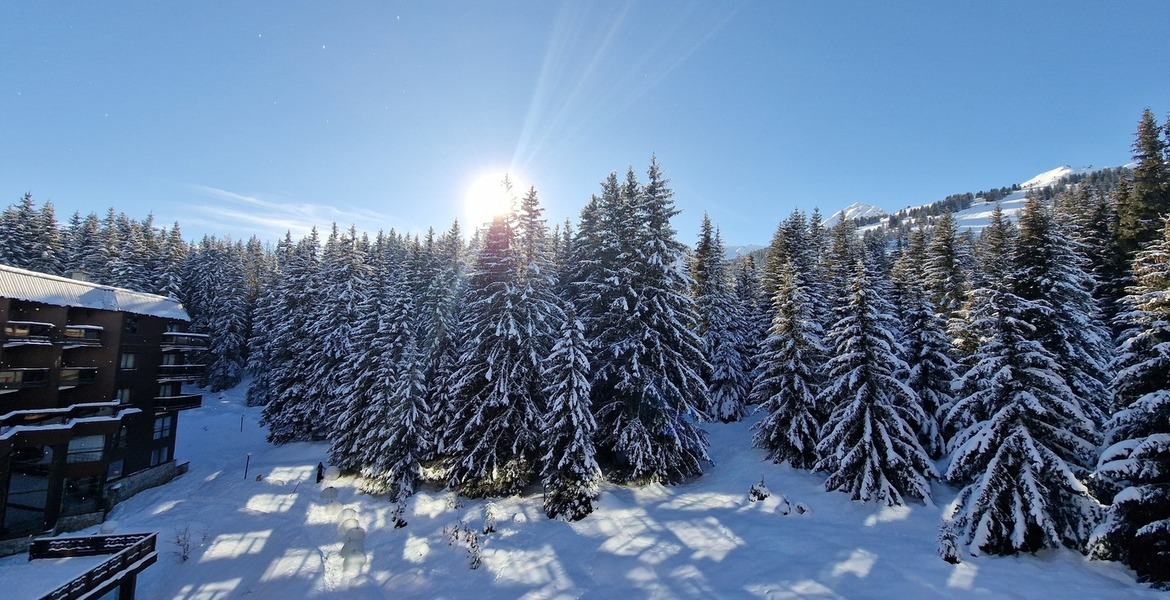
[3,110,1170,587]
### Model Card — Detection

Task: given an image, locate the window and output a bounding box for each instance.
[153,414,174,440]
[107,459,124,479]
[158,383,179,397]
[150,446,170,466]
[112,426,128,449]
[124,317,139,334]
[116,388,132,404]
[66,435,105,463]
[119,353,137,370]
[162,353,178,366]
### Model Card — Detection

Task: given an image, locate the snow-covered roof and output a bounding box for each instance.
[0,265,190,321]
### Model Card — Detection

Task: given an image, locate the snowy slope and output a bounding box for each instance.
[1019,165,1095,190]
[1,383,1160,599]
[825,202,887,227]
[895,165,1103,236]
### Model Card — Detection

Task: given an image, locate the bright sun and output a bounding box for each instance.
[464,171,519,228]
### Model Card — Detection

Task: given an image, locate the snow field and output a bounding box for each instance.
[2,382,1162,599]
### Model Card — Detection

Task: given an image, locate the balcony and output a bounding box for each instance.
[160,332,210,352]
[0,368,50,394]
[60,325,104,349]
[29,533,158,600]
[154,393,202,411]
[59,367,99,389]
[156,364,205,383]
[3,321,55,347]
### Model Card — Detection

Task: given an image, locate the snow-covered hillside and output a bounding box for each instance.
[825,202,886,227]
[1019,165,1096,190]
[888,165,1105,236]
[1,383,1158,599]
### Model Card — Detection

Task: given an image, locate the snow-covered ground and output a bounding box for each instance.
[3,383,1162,599]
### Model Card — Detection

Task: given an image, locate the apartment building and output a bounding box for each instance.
[0,265,207,541]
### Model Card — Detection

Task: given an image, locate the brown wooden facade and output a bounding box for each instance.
[0,267,207,540]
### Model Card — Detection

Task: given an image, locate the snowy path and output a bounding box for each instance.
[2,384,1163,599]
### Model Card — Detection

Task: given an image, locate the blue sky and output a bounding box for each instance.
[3,1,1169,247]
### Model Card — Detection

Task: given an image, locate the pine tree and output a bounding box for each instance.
[923,211,968,323]
[751,263,826,469]
[444,216,545,497]
[356,274,432,499]
[1090,218,1170,586]
[897,283,952,458]
[541,307,601,521]
[306,225,373,428]
[943,281,1101,556]
[732,256,769,399]
[1013,195,1113,426]
[1117,109,1170,256]
[261,229,327,444]
[691,215,749,422]
[330,259,405,478]
[814,261,936,506]
[586,160,711,483]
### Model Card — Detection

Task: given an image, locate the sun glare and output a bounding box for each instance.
[464,171,519,228]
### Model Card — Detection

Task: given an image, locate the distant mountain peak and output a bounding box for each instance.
[1019,165,1095,189]
[826,202,887,227]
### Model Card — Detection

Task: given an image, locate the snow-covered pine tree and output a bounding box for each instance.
[200,241,248,392]
[814,260,936,506]
[444,214,546,497]
[110,216,149,291]
[1090,218,1170,586]
[152,223,187,300]
[821,219,861,320]
[923,211,968,325]
[541,307,601,521]
[261,229,328,444]
[890,226,927,316]
[360,274,432,499]
[691,214,749,422]
[245,235,289,407]
[751,262,826,469]
[328,263,392,475]
[897,282,952,458]
[943,281,1102,556]
[732,256,770,400]
[587,160,711,484]
[305,225,373,427]
[0,193,53,272]
[1013,194,1114,426]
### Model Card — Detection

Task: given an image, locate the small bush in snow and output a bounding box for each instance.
[482,503,497,535]
[749,477,770,502]
[174,526,193,562]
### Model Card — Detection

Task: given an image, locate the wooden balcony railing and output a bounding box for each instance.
[31,532,158,600]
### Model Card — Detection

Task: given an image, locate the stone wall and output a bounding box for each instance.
[105,460,189,507]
